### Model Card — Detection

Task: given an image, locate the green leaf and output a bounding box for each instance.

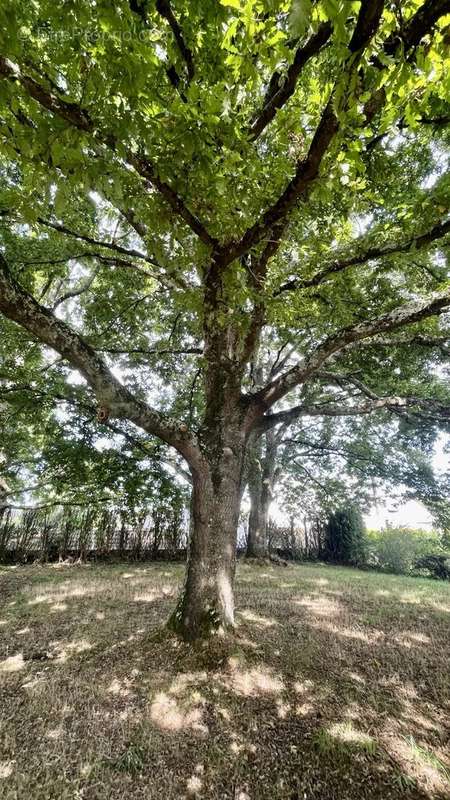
[288,0,312,38]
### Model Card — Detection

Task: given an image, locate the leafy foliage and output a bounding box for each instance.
[366,526,446,575]
[414,552,450,580]
[323,505,366,565]
[0,0,449,632]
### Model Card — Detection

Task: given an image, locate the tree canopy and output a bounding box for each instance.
[0,0,449,637]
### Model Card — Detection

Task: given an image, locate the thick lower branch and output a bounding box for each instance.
[0,251,200,464]
[254,289,450,412]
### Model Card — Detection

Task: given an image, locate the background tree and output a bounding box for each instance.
[323,505,366,565]
[0,0,449,639]
[244,334,450,560]
[245,401,449,557]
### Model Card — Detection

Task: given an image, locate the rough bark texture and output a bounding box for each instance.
[168,252,248,639]
[246,433,277,559]
[169,396,245,638]
[169,457,242,639]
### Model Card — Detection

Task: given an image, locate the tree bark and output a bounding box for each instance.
[169,260,247,639]
[169,451,243,639]
[246,437,267,558]
[246,431,278,559]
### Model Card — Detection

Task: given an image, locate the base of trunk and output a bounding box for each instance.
[169,450,241,642]
[245,543,269,559]
[167,604,222,641]
[167,584,236,642]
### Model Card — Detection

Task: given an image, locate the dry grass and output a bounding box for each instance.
[0,561,449,799]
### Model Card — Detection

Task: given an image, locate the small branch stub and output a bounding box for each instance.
[97,405,110,423]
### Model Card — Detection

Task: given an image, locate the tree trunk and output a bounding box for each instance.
[168,256,249,640]
[169,454,242,640]
[246,445,267,558]
[246,431,277,559]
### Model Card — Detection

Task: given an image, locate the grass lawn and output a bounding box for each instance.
[0,561,449,799]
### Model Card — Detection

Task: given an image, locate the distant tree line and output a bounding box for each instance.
[0,504,187,563]
[267,506,450,580]
[1,501,449,580]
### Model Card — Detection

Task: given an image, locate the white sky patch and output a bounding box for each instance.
[351,212,374,236]
[421,142,448,190]
[93,436,115,452]
[66,370,87,386]
[364,499,433,530]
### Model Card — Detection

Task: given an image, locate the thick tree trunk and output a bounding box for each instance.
[169,455,242,640]
[168,256,248,640]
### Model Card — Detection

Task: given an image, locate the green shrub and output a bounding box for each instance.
[414,554,450,580]
[366,527,445,575]
[323,507,366,566]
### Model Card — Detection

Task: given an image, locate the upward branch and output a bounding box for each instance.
[0,251,200,464]
[364,0,450,123]
[156,0,195,82]
[249,21,333,141]
[226,0,447,268]
[383,0,450,55]
[255,289,450,411]
[220,0,385,266]
[0,56,216,248]
[129,0,193,101]
[222,98,339,265]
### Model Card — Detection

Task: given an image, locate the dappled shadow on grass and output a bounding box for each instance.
[233,563,450,797]
[0,562,449,799]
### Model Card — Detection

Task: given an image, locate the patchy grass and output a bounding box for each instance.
[0,561,449,799]
[313,722,378,755]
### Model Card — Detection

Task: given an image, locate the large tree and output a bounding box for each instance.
[244,342,450,558]
[246,404,449,560]
[0,0,449,638]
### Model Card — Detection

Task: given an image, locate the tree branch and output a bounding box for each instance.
[52,268,99,309]
[220,0,385,265]
[363,0,450,127]
[0,251,200,464]
[383,0,450,56]
[315,370,380,400]
[249,22,333,141]
[256,395,450,434]
[0,56,216,248]
[7,498,115,510]
[363,332,450,353]
[223,98,339,265]
[116,205,149,240]
[96,347,203,357]
[35,219,159,268]
[129,0,190,102]
[36,218,188,289]
[253,288,450,410]
[276,218,450,294]
[233,0,448,270]
[155,0,195,82]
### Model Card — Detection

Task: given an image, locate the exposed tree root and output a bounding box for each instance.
[244,554,290,568]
